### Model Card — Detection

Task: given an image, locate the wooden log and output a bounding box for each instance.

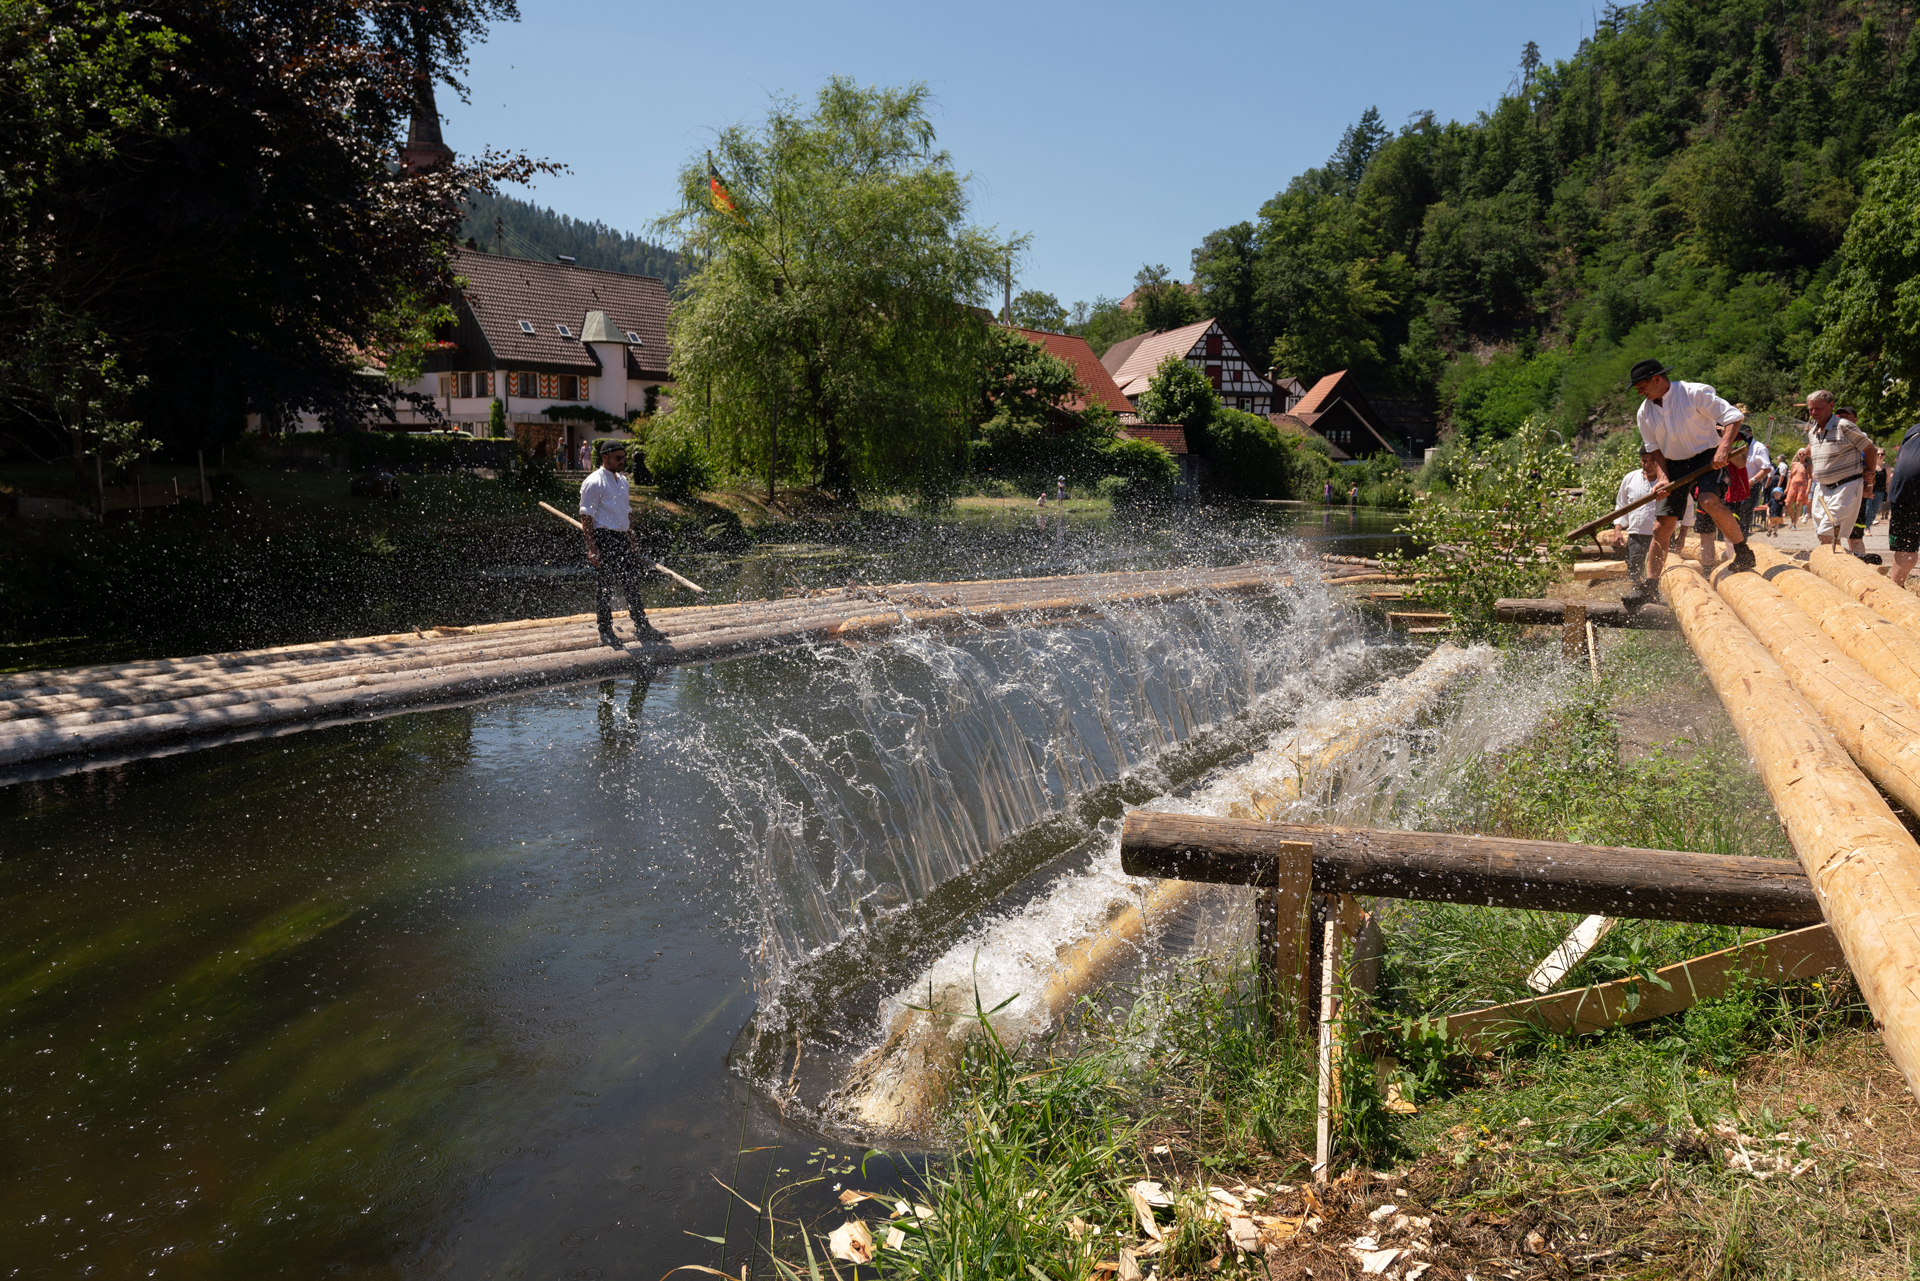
[1562,459,1715,543]
[1494,599,1676,629]
[1118,814,1823,927]
[1438,924,1845,1052]
[1808,544,1920,635]
[1747,542,1920,709]
[1661,563,1920,1102]
[1708,559,1920,819]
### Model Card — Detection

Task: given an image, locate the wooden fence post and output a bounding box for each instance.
[1562,602,1586,660]
[1255,840,1314,1037]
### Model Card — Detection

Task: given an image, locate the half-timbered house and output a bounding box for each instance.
[1100,319,1275,415]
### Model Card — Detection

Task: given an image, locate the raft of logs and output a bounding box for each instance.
[0,560,1377,778]
[1663,553,1920,1102]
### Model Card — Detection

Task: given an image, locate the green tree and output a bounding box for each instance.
[657,78,1005,498]
[1205,408,1295,498]
[1130,263,1201,332]
[0,0,548,464]
[1133,354,1219,450]
[487,397,507,439]
[1010,290,1069,332]
[1807,116,1920,428]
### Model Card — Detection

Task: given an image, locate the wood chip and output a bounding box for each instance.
[827,1219,874,1263]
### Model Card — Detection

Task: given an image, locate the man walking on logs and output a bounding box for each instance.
[579,440,664,649]
[1624,358,1754,610]
[1801,391,1880,556]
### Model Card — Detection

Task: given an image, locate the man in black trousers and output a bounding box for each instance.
[578,440,664,648]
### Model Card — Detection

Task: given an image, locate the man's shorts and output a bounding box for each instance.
[1813,476,1863,539]
[1653,448,1728,524]
[1891,497,1920,555]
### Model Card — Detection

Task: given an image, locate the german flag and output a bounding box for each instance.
[707,152,745,224]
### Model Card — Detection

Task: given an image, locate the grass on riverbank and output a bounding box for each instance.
[752,631,1916,1280]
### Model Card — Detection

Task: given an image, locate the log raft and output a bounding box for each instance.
[0,561,1335,775]
[1663,563,1920,1101]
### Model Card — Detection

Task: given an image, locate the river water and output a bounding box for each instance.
[2,503,1411,1279]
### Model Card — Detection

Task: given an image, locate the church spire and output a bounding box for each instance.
[398,32,454,173]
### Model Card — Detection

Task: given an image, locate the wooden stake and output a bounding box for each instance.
[1562,602,1586,659]
[1314,914,1339,1184]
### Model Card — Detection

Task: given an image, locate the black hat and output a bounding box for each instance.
[593,438,627,457]
[1627,359,1671,386]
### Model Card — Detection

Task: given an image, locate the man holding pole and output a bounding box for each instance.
[1801,391,1879,555]
[1622,358,1754,610]
[579,440,663,649]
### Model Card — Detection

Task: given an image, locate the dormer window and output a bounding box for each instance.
[556,323,573,338]
[625,331,641,344]
[518,320,535,334]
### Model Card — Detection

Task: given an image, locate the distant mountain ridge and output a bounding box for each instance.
[460,191,686,288]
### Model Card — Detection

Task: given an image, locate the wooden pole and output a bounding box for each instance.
[1118,813,1822,927]
[1708,558,1920,819]
[1807,544,1920,635]
[1562,460,1714,543]
[1495,598,1675,629]
[1661,563,1920,1102]
[536,500,706,594]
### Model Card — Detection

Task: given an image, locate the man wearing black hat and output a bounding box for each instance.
[578,439,664,648]
[1623,359,1754,607]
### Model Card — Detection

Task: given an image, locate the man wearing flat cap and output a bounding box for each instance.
[1624,358,1754,608]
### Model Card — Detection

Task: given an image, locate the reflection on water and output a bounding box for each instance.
[0,504,1410,1277]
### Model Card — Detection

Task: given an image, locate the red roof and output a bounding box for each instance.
[1270,412,1351,462]
[1121,425,1188,456]
[1014,327,1134,415]
[1292,370,1350,416]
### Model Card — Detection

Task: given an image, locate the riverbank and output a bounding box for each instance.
[758,631,1916,1279]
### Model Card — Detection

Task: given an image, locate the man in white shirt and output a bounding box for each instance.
[1625,358,1754,605]
[579,441,663,647]
[1612,448,1661,596]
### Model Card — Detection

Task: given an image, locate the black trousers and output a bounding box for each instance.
[593,534,652,633]
[1624,532,1653,590]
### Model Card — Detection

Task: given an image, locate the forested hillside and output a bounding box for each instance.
[1082,0,1920,441]
[460,191,686,287]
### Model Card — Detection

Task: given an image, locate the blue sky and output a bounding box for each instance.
[441,0,1599,306]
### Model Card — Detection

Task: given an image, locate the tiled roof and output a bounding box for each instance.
[1292,371,1348,416]
[1015,327,1134,415]
[450,247,671,377]
[1099,331,1151,376]
[1104,319,1218,398]
[1270,412,1351,462]
[1121,425,1189,456]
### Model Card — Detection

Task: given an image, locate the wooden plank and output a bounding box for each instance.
[1495,598,1676,629]
[1571,561,1628,582]
[1118,814,1822,928]
[1439,924,1844,1051]
[1661,563,1920,1103]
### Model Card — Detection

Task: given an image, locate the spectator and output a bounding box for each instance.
[1612,448,1661,595]
[1888,430,1920,587]
[1801,392,1879,554]
[1785,447,1812,528]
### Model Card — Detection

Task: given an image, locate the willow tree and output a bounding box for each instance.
[658,78,1006,499]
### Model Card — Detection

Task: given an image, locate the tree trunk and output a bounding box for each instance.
[1661,563,1920,1104]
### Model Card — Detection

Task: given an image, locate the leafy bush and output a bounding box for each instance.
[1383,416,1577,636]
[644,429,715,499]
[1098,435,1178,502]
[487,398,507,439]
[1133,354,1219,451]
[1204,408,1294,497]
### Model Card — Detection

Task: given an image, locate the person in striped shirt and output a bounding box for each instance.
[1801,391,1880,554]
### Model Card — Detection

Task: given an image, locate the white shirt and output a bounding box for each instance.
[579,466,631,531]
[1614,469,1660,535]
[1637,380,1742,460]
[1745,438,1770,481]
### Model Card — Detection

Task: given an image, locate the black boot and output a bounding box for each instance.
[600,627,624,649]
[631,615,666,644]
[1728,542,1756,573]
